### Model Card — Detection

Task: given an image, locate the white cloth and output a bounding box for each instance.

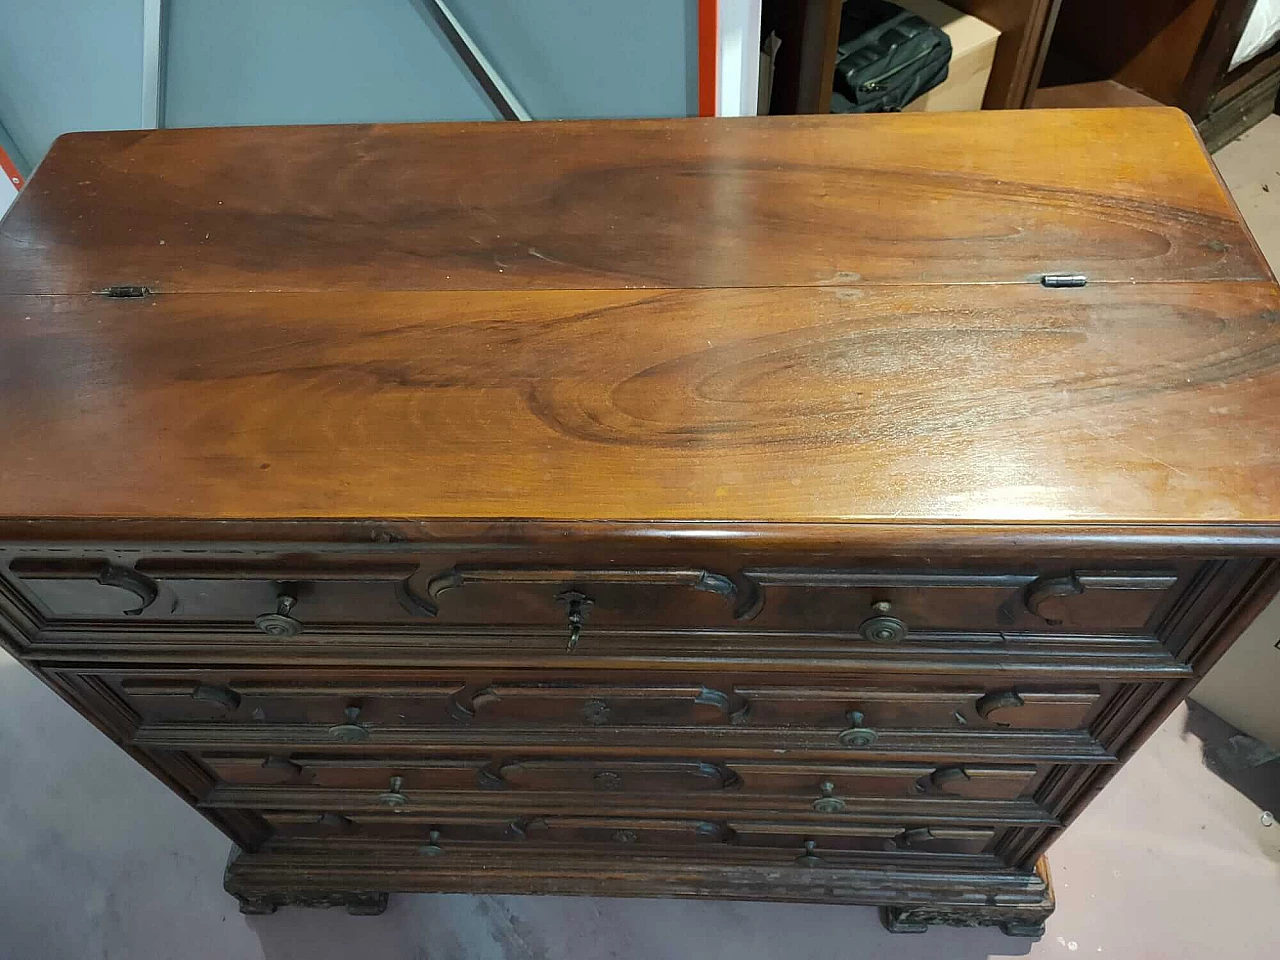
[1231,0,1280,70]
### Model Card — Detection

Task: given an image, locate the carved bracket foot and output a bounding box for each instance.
[880,856,1053,938]
[231,890,390,916]
[225,844,389,916]
[880,905,1046,938]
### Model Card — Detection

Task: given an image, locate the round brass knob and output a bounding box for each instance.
[858,604,907,643]
[812,780,847,813]
[328,705,371,743]
[255,592,302,637]
[795,839,822,866]
[838,710,878,748]
[418,828,444,857]
[376,775,408,808]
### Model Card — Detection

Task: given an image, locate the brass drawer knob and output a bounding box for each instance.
[418,828,444,857]
[376,776,408,809]
[328,705,371,743]
[812,780,847,813]
[795,839,822,866]
[859,601,907,643]
[254,591,302,637]
[838,710,878,748]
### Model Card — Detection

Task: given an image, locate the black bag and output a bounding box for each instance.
[831,1,951,113]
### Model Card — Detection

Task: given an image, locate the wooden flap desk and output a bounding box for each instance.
[1,109,1277,934]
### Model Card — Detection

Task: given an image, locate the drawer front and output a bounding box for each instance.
[94,670,1103,735]
[6,559,746,630]
[260,811,997,857]
[6,553,1192,640]
[201,754,1041,803]
[744,569,1185,635]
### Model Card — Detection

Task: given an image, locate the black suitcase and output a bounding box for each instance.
[831,1,952,113]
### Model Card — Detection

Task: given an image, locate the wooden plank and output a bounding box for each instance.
[2,281,1278,524]
[0,110,1266,294]
[950,0,1061,108]
[1032,80,1164,109]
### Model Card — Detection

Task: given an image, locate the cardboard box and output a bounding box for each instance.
[897,0,1000,113]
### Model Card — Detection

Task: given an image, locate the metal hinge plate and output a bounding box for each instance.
[98,285,153,298]
[1040,274,1088,288]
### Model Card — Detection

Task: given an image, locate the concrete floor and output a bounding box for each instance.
[1213,114,1280,269]
[4,115,1280,960]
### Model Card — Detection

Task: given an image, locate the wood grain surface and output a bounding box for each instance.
[4,113,1278,931]
[2,281,1277,523]
[0,109,1268,294]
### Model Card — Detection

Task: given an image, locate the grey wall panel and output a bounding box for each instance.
[163,0,499,127]
[0,0,146,165]
[451,0,699,119]
[0,0,698,170]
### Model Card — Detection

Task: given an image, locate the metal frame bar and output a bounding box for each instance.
[410,0,531,120]
[699,0,718,116]
[0,118,30,182]
[142,0,169,128]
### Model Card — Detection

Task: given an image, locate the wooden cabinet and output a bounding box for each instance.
[1040,0,1280,148]
[1,111,1277,936]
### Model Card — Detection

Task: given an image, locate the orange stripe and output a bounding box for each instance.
[0,145,22,189]
[698,0,717,116]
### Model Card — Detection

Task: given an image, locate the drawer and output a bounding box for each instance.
[86,668,1104,735]
[201,753,1042,803]
[7,553,1192,640]
[261,811,998,857]
[743,569,1187,636]
[5,558,747,631]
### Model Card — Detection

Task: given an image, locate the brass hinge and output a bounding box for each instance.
[1040,274,1087,288]
[98,285,152,298]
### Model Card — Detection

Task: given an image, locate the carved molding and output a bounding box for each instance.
[1024,570,1178,625]
[397,565,762,620]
